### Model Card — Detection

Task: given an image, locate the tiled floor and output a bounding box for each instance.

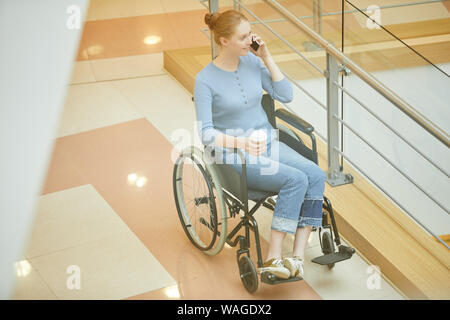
[11,0,414,300]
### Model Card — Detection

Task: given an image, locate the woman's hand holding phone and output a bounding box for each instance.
[249,33,269,59]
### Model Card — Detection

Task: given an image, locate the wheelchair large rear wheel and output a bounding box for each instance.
[173,146,227,255]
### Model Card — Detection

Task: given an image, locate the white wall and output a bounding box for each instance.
[0,0,89,299]
[289,63,450,236]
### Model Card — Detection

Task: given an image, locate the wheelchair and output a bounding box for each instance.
[173,94,355,293]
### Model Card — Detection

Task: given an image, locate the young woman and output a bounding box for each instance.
[194,9,327,279]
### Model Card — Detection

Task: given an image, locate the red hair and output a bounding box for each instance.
[204,9,249,45]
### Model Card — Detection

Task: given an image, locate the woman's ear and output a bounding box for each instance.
[219,36,228,47]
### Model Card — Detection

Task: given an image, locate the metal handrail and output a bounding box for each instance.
[332,112,449,213]
[332,146,447,245]
[263,0,449,147]
[332,80,449,179]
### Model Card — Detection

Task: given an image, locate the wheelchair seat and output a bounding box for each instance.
[247,189,278,201]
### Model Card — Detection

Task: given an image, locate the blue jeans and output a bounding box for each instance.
[217,139,327,234]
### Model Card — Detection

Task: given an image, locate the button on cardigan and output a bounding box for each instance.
[193,51,293,147]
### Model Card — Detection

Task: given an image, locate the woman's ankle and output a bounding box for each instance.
[292,253,304,260]
[265,255,281,262]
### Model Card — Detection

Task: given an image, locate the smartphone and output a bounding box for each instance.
[250,38,260,51]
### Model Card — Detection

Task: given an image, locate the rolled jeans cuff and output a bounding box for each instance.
[271,216,298,234]
[297,217,323,228]
[298,199,323,228]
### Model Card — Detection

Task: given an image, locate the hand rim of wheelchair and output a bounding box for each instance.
[173,146,228,255]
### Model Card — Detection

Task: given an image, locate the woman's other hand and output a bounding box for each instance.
[241,132,267,156]
[246,138,267,156]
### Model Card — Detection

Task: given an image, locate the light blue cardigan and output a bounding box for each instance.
[194,51,293,147]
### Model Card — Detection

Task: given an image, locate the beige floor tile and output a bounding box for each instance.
[110,73,191,108]
[25,185,132,258]
[29,231,176,300]
[110,74,200,147]
[89,52,165,82]
[11,260,58,300]
[86,0,165,21]
[302,239,405,300]
[69,61,96,85]
[56,81,143,138]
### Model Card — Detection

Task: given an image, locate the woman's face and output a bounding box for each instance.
[221,20,253,56]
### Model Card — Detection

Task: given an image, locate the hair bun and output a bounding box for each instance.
[205,12,220,30]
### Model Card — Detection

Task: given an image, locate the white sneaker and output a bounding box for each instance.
[283,256,304,278]
[258,258,290,279]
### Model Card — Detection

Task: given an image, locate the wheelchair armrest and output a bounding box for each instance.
[275,108,314,135]
[274,108,318,163]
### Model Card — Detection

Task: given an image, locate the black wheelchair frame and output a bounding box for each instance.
[173,94,355,293]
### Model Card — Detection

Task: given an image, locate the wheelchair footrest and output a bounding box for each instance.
[311,246,354,265]
[260,272,302,285]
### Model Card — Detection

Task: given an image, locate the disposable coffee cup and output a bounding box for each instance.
[250,130,267,152]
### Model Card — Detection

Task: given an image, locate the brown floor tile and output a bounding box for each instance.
[166,10,211,49]
[40,140,88,195]
[77,13,180,60]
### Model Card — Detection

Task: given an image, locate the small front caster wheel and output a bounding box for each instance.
[322,231,335,269]
[238,256,258,293]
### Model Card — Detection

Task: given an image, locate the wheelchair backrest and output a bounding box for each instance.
[261,94,276,129]
[261,94,316,164]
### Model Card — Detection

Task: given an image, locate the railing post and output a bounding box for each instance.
[326,52,353,187]
[233,0,240,12]
[313,0,322,35]
[208,0,219,60]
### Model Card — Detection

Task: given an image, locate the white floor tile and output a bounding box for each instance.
[69,60,96,85]
[110,73,200,148]
[57,81,143,137]
[29,231,176,299]
[90,53,165,82]
[11,260,58,300]
[25,185,133,258]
